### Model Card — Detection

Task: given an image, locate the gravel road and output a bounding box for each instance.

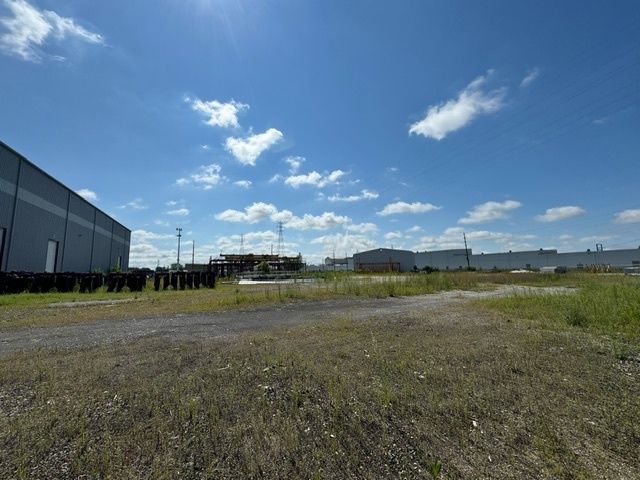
[0,286,558,355]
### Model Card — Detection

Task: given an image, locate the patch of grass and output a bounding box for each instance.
[479,279,640,336]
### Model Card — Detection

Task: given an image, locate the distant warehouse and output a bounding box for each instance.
[0,141,130,273]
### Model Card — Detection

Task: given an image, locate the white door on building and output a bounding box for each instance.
[0,227,5,271]
[45,239,58,273]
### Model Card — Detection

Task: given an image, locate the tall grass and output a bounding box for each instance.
[480,280,640,336]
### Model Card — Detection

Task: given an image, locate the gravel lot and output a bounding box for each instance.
[0,286,563,354]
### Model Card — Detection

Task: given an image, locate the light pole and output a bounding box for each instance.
[176,227,182,269]
[191,240,195,268]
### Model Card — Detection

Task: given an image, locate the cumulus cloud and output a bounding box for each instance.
[413,226,535,252]
[176,164,224,190]
[406,226,423,233]
[214,202,280,223]
[385,231,404,240]
[285,170,346,189]
[0,0,104,62]
[120,198,148,210]
[285,156,304,174]
[377,201,441,216]
[535,206,585,222]
[409,70,506,140]
[128,229,184,268]
[234,180,252,188]
[285,212,349,231]
[328,189,378,202]
[167,208,189,216]
[614,209,640,223]
[214,231,280,256]
[345,222,379,234]
[214,202,350,231]
[225,128,283,166]
[76,188,98,201]
[190,98,248,129]
[309,233,378,259]
[458,200,521,224]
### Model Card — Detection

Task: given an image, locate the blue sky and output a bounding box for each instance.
[1,0,639,268]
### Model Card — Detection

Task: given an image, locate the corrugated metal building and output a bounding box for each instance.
[0,141,130,273]
[354,248,415,272]
[355,246,640,273]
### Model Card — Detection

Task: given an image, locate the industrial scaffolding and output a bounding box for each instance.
[209,253,305,278]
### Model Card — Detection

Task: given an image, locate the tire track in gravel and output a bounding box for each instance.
[0,286,566,354]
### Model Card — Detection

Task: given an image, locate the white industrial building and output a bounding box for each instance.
[353,246,640,273]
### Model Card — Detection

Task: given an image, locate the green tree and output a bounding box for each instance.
[257,260,271,274]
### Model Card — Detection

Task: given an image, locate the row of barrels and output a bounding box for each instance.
[153,272,216,290]
[0,271,107,294]
[0,271,216,294]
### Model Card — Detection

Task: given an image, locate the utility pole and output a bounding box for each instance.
[463,232,471,269]
[191,240,195,267]
[176,227,182,269]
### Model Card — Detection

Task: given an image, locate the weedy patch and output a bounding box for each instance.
[1,273,638,478]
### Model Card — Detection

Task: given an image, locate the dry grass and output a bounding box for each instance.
[1,273,639,479]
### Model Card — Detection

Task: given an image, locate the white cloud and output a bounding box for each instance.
[309,233,377,259]
[128,230,185,268]
[0,0,104,62]
[385,231,403,240]
[286,212,350,231]
[214,202,349,231]
[190,98,248,129]
[167,208,189,216]
[580,235,616,244]
[131,229,175,241]
[214,230,283,256]
[214,202,279,223]
[614,209,640,224]
[345,222,379,234]
[285,156,304,174]
[76,188,98,201]
[328,189,378,202]
[377,201,441,216]
[535,206,585,222]
[459,200,521,224]
[176,164,224,190]
[120,198,148,210]
[225,128,283,166]
[234,180,252,188]
[520,68,540,88]
[285,170,347,189]
[407,226,423,233]
[409,70,506,140]
[413,226,535,252]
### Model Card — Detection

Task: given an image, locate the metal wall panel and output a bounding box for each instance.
[1,142,132,273]
[0,146,20,269]
[92,210,113,271]
[63,194,96,271]
[19,162,69,209]
[9,199,67,271]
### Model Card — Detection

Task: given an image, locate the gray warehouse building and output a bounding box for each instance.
[0,141,130,273]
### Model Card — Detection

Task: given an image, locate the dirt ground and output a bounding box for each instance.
[0,286,542,354]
